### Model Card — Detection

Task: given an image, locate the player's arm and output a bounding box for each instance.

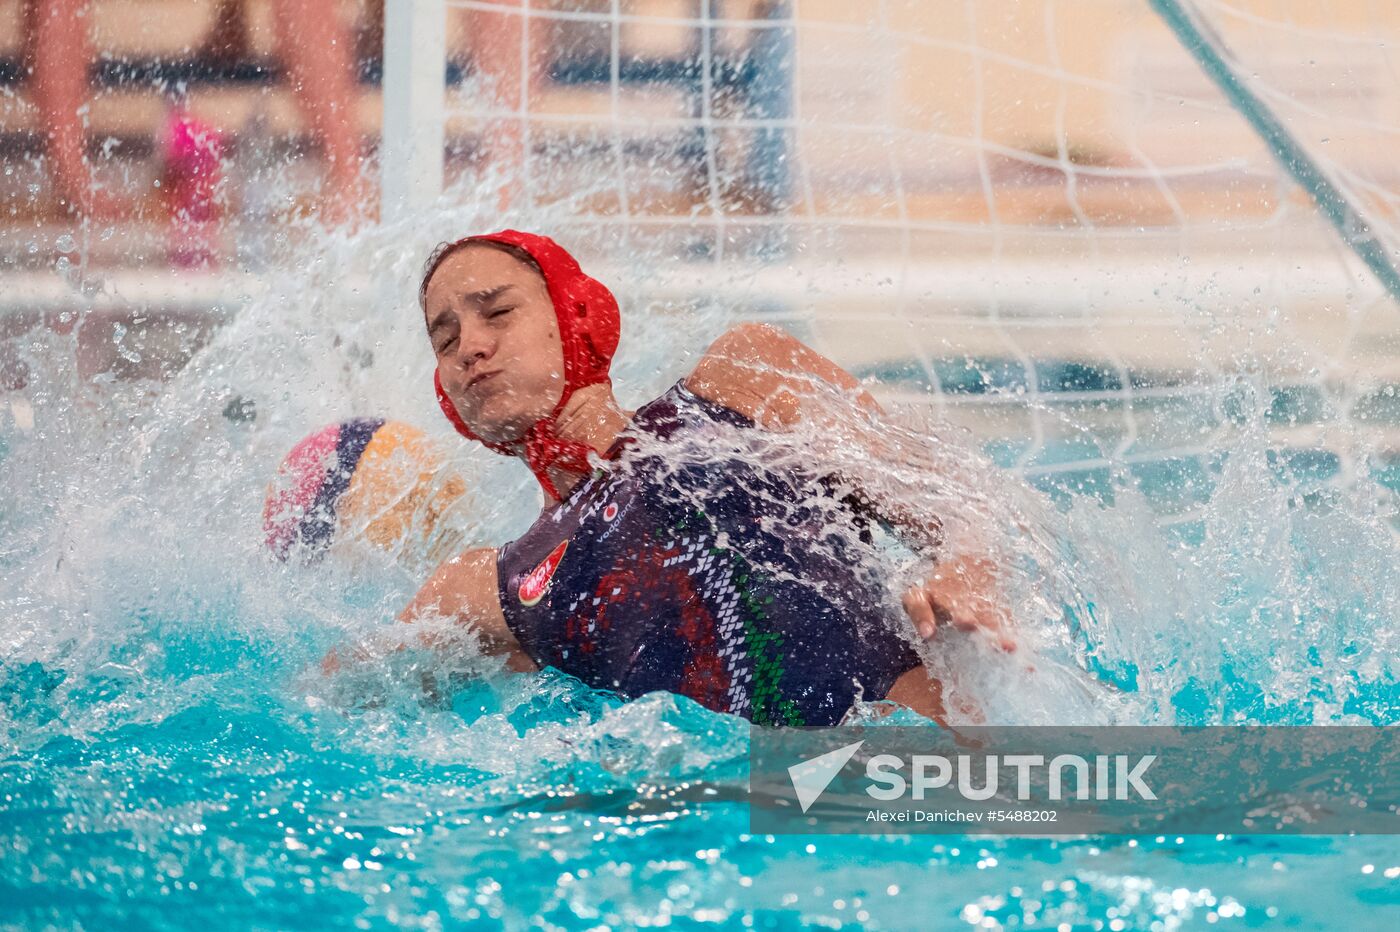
[686,323,1013,649]
[397,547,537,670]
[323,547,537,675]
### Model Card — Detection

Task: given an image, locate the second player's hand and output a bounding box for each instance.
[901,554,1016,652]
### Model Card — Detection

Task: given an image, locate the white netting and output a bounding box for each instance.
[428,0,1400,532]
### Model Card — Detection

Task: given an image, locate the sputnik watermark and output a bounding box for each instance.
[789,742,1155,813]
[864,752,1156,802]
[753,726,1400,835]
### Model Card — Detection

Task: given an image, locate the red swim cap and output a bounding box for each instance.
[426,230,621,501]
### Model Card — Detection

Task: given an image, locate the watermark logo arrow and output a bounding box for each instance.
[788,740,864,813]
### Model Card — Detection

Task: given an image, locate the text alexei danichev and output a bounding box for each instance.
[867,810,986,823]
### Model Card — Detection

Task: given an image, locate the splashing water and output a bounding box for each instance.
[2,194,1398,928]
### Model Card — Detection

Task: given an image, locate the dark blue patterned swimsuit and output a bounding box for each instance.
[496,381,921,725]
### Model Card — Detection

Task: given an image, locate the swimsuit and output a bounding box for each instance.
[496,381,922,725]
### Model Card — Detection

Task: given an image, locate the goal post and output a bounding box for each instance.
[381,0,446,223]
[1149,0,1400,304]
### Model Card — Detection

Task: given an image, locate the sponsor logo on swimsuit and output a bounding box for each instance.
[596,488,636,544]
[519,540,568,606]
[518,537,565,601]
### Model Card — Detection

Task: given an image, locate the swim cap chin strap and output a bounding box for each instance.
[430,230,621,502]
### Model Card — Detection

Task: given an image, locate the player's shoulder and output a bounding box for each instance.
[683,323,811,427]
[684,323,867,428]
[696,322,805,368]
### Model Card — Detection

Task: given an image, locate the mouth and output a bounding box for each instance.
[466,370,501,391]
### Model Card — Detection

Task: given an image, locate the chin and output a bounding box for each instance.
[467,405,533,444]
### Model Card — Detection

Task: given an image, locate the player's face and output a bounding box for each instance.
[425,245,564,444]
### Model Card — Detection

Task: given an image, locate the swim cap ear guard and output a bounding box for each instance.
[426,230,622,501]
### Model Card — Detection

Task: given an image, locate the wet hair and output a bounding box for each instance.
[418,238,546,313]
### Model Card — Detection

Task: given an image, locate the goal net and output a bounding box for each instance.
[417,0,1400,534]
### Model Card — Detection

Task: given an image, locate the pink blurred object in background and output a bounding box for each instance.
[163,109,225,269]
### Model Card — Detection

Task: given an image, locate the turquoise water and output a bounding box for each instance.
[3,630,1398,930]
[4,414,1398,929]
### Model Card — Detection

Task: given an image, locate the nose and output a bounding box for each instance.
[453,318,496,368]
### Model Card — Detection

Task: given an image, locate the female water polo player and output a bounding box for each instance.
[359,231,1010,725]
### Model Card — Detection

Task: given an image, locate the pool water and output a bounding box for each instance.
[2,623,1398,929]
[2,225,1398,929]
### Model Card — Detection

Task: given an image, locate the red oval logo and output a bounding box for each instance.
[603,502,619,522]
[518,540,568,606]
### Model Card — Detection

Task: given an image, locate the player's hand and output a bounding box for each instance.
[901,554,1016,652]
[320,646,345,676]
[319,641,383,676]
[317,638,437,706]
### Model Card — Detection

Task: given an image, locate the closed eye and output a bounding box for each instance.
[487,306,515,319]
